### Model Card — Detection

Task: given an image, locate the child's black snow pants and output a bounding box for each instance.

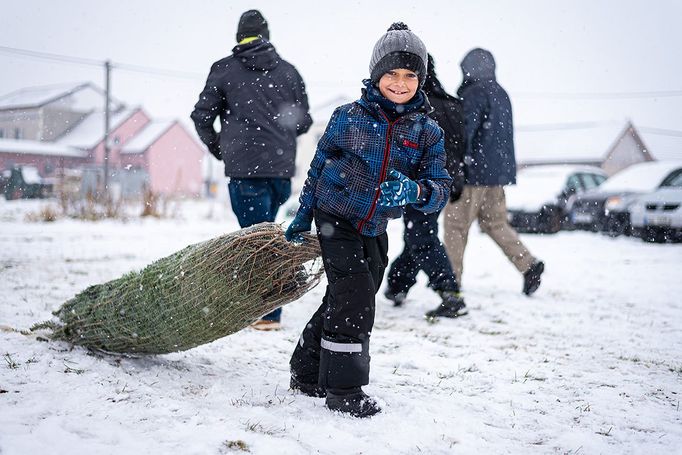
[290,209,388,389]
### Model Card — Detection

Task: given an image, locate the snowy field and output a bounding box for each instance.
[1,198,681,455]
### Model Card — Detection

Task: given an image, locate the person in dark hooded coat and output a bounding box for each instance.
[384,54,468,319]
[443,48,544,297]
[191,9,312,329]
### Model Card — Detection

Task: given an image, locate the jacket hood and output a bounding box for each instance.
[423,53,458,102]
[232,39,280,71]
[460,48,496,81]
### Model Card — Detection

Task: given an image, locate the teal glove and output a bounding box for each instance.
[285,212,313,243]
[378,169,420,207]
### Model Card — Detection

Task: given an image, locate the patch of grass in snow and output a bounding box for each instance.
[63,360,85,375]
[478,328,507,336]
[618,355,682,375]
[24,204,59,222]
[3,353,19,369]
[668,364,682,375]
[457,364,479,374]
[243,419,285,436]
[596,426,613,436]
[575,402,592,413]
[511,369,546,383]
[220,440,250,453]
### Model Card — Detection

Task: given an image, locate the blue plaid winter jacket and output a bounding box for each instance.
[297,91,452,237]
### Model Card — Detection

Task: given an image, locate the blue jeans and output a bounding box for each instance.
[228,178,292,321]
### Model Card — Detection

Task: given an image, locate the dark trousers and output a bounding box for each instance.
[386,204,459,297]
[228,177,291,321]
[290,210,389,389]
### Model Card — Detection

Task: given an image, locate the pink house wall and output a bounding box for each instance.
[145,123,205,196]
[91,109,150,165]
[0,153,88,176]
[118,152,146,170]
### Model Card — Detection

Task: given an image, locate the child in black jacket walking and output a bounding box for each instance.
[384,54,469,320]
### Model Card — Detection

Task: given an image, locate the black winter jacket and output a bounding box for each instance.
[191,39,313,178]
[457,49,516,186]
[423,68,466,199]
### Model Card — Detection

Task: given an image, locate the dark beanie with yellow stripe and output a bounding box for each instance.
[236,10,269,42]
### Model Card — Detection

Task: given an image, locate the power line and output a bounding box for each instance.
[0,45,204,80]
[0,45,101,67]
[4,45,682,98]
[112,62,204,80]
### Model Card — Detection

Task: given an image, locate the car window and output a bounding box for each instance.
[594,174,607,186]
[660,169,682,187]
[566,174,582,192]
[580,173,601,189]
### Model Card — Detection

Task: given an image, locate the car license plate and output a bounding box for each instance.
[647,215,671,226]
[572,212,593,224]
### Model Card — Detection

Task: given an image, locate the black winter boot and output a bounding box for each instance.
[325,388,381,418]
[425,291,468,320]
[384,290,407,307]
[522,260,545,296]
[290,375,326,398]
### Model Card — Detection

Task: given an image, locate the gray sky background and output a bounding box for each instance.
[1,0,681,135]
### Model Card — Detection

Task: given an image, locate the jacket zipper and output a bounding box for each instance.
[357,111,394,233]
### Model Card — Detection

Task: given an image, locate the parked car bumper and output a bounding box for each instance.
[509,206,564,233]
[631,202,682,242]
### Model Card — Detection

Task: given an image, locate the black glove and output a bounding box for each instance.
[449,168,465,203]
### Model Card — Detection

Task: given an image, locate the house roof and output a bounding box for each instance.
[55,108,140,149]
[121,120,175,154]
[0,138,86,157]
[0,82,123,111]
[515,121,629,164]
[0,82,89,110]
[638,128,682,161]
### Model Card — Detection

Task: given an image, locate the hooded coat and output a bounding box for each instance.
[296,83,451,237]
[423,56,466,197]
[457,48,516,186]
[191,39,312,178]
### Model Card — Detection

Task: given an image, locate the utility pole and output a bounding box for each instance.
[103,60,111,196]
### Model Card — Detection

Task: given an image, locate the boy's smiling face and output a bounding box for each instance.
[378,68,419,104]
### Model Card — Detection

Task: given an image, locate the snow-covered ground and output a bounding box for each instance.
[1,198,680,455]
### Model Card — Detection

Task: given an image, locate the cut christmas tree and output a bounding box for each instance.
[32,222,323,354]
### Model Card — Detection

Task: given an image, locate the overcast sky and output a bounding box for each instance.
[2,0,681,137]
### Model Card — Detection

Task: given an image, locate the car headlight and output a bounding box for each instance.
[605,196,624,211]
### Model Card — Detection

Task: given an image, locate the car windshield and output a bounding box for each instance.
[513,167,574,194]
[599,162,682,193]
[506,166,584,211]
[660,170,682,187]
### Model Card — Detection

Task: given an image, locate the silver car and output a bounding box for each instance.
[630,169,682,242]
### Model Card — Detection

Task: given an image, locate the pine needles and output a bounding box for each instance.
[32,222,322,354]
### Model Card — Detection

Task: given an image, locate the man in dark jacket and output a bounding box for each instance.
[443,48,545,296]
[384,54,468,319]
[191,10,312,329]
